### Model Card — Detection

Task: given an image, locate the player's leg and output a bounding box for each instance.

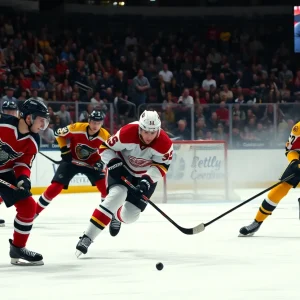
[0,172,43,265]
[76,174,128,256]
[87,170,122,236]
[36,162,76,216]
[0,197,4,227]
[117,180,157,224]
[10,196,43,265]
[239,162,297,236]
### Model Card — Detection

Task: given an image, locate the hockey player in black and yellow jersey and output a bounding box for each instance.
[239,121,300,236]
[36,110,109,218]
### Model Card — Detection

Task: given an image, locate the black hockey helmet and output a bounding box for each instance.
[20,98,49,119]
[20,98,50,130]
[2,100,18,111]
[88,110,105,122]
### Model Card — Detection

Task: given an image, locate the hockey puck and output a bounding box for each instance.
[156,262,164,271]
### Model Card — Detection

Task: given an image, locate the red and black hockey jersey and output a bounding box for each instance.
[0,113,39,178]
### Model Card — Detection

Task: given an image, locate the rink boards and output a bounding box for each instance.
[30,149,293,198]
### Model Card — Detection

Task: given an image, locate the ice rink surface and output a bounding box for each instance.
[1,189,300,300]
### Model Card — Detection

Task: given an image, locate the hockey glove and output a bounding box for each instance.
[16,175,31,191]
[107,158,124,179]
[13,175,32,201]
[134,176,152,198]
[60,146,72,163]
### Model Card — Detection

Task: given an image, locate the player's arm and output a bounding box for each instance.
[54,125,73,162]
[13,134,40,191]
[144,144,173,184]
[99,130,126,165]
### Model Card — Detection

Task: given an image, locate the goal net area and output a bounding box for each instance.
[151,140,239,203]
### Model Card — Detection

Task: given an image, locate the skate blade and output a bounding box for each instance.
[11,258,44,266]
[238,232,255,237]
[0,223,5,227]
[75,250,84,258]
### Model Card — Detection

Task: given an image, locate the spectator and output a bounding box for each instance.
[178,88,193,106]
[132,69,150,105]
[202,72,217,91]
[2,86,17,103]
[30,56,45,76]
[90,92,107,111]
[114,71,128,99]
[173,119,191,140]
[159,64,173,84]
[55,104,72,127]
[39,124,55,145]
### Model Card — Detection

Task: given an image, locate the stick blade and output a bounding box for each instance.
[192,223,205,234]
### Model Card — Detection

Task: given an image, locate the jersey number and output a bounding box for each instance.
[290,134,296,145]
[56,127,69,135]
[162,150,173,161]
[107,136,118,147]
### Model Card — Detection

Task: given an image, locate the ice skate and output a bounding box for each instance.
[109,215,121,237]
[0,219,4,227]
[75,235,93,258]
[9,239,44,266]
[239,220,262,237]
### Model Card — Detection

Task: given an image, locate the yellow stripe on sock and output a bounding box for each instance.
[91,216,106,228]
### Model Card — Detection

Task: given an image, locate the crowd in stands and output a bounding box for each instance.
[0,11,298,148]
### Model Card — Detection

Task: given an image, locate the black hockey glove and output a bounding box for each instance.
[13,175,32,201]
[107,158,124,179]
[134,176,152,199]
[60,146,72,163]
[16,175,31,191]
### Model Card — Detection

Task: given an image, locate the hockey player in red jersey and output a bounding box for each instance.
[0,98,49,265]
[35,110,109,218]
[76,110,173,257]
[0,100,19,226]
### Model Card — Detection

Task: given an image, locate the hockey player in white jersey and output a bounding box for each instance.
[75,110,173,257]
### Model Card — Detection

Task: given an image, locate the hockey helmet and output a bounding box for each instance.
[139,110,161,132]
[88,110,105,122]
[19,98,50,130]
[2,100,18,111]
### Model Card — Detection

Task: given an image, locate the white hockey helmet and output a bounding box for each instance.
[139,110,161,132]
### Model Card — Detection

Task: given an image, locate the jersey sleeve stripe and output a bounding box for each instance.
[13,162,31,170]
[151,163,168,173]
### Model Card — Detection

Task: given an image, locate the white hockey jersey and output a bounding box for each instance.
[100,122,173,183]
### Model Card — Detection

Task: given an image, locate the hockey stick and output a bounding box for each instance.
[298,198,300,220]
[123,173,295,235]
[71,159,102,171]
[38,151,62,164]
[0,179,17,190]
[202,173,296,229]
[121,176,204,235]
[39,152,102,172]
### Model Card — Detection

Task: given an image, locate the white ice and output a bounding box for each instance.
[1,189,300,300]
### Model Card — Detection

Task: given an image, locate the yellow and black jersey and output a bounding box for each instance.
[55,122,110,165]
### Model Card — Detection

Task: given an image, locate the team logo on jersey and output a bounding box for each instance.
[0,139,23,166]
[128,156,152,168]
[75,143,97,160]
